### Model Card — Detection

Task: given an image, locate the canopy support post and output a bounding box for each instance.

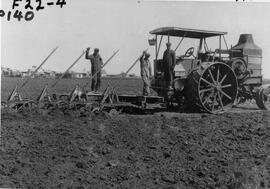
[219,35,221,59]
[174,37,184,52]
[223,35,229,50]
[204,38,209,51]
[155,34,158,62]
[198,38,203,57]
[157,35,163,59]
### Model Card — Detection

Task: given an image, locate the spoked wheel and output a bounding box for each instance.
[256,85,270,110]
[198,63,238,113]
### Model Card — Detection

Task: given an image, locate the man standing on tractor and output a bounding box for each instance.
[85,48,103,92]
[140,51,152,96]
[163,42,176,90]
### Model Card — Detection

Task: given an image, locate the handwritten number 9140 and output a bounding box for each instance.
[0,9,34,21]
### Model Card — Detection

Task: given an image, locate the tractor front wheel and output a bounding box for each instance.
[256,85,270,110]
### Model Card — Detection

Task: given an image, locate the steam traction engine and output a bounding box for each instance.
[149,27,269,113]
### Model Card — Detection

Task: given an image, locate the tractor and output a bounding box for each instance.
[149,27,269,113]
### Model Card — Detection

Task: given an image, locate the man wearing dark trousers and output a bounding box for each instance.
[163,42,176,90]
[85,48,103,91]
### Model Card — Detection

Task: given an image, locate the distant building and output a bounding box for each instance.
[21,71,30,77]
[1,67,22,77]
[21,66,40,78]
[42,70,56,78]
[101,69,107,77]
[12,70,22,77]
[20,66,57,78]
[71,72,88,78]
[1,67,12,77]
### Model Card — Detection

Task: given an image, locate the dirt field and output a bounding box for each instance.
[1,109,270,189]
[1,78,270,189]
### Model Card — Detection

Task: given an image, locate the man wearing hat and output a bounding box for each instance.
[163,42,176,89]
[140,51,152,96]
[85,47,103,91]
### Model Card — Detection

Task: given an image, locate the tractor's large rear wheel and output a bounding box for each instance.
[185,62,238,113]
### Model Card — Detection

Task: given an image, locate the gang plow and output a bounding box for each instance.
[2,48,164,116]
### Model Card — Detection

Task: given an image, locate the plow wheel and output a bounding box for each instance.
[185,62,238,113]
[256,85,270,110]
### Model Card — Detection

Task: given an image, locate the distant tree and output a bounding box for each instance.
[120,71,126,78]
[63,73,72,78]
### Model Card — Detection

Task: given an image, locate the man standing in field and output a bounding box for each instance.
[163,42,176,89]
[140,51,152,96]
[85,48,103,91]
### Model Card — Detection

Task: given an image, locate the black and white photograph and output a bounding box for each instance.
[1,0,270,188]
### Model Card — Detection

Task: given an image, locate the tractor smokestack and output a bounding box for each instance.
[232,34,262,56]
[237,34,254,44]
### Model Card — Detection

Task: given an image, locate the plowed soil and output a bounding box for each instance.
[1,108,270,189]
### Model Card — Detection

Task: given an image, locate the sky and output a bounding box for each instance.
[1,0,270,78]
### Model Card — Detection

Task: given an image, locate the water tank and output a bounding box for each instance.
[232,34,262,84]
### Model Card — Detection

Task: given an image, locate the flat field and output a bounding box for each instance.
[1,77,145,101]
[1,77,270,189]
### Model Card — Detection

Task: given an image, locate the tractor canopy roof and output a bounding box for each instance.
[150,27,227,39]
